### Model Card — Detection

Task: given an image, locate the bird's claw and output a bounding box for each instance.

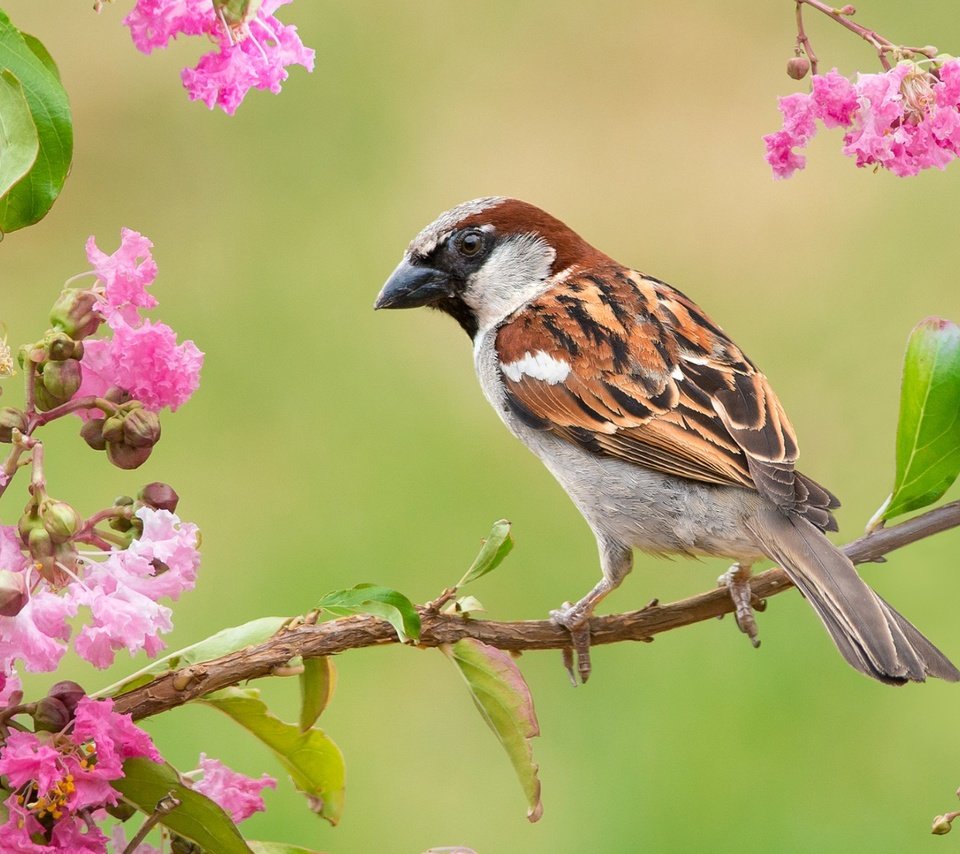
[718,564,761,648]
[550,601,593,684]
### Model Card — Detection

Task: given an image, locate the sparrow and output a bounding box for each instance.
[374,196,960,686]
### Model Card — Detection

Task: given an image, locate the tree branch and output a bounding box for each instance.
[113,501,960,721]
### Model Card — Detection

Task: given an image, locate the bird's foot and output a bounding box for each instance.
[717,563,763,648]
[550,601,593,685]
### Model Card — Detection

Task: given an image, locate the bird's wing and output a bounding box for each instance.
[495,266,825,517]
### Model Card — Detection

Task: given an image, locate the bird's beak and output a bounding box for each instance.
[374,259,452,310]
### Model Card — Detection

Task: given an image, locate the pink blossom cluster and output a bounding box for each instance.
[76,229,203,415]
[0,697,161,852]
[191,753,276,823]
[0,507,200,682]
[123,0,315,114]
[764,60,960,178]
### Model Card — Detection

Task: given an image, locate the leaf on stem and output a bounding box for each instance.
[442,638,542,822]
[298,656,336,732]
[316,583,420,642]
[113,757,252,853]
[0,71,38,199]
[457,519,514,588]
[869,317,960,529]
[200,686,346,826]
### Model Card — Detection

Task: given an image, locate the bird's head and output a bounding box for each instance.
[374,197,610,338]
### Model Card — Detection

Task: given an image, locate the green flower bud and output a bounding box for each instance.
[41,500,81,544]
[49,289,101,340]
[932,815,954,835]
[139,482,180,512]
[102,414,125,443]
[17,511,42,547]
[106,441,153,470]
[27,525,54,560]
[48,680,85,715]
[40,359,82,403]
[0,407,27,443]
[33,696,71,733]
[46,332,82,362]
[0,570,27,617]
[32,379,60,413]
[80,417,107,451]
[123,408,161,448]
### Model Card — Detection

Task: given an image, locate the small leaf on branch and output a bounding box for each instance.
[443,638,542,822]
[0,71,38,199]
[200,686,346,826]
[457,519,514,588]
[299,656,336,732]
[316,583,420,642]
[869,317,960,529]
[0,12,72,232]
[112,757,252,853]
[99,616,289,697]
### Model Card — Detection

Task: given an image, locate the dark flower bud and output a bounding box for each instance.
[49,289,101,340]
[104,386,132,405]
[80,418,107,451]
[106,441,153,470]
[0,570,27,617]
[787,56,810,80]
[124,408,161,448]
[47,332,81,362]
[40,359,82,404]
[139,482,179,512]
[0,407,27,443]
[41,500,81,544]
[101,414,126,443]
[33,696,71,733]
[47,680,85,716]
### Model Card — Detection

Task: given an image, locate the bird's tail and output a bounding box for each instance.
[745,507,960,685]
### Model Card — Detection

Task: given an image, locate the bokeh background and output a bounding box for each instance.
[2,1,960,851]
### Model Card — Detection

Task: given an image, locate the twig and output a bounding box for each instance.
[112,501,960,722]
[122,793,180,854]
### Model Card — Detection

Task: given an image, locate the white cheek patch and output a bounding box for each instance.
[500,350,571,384]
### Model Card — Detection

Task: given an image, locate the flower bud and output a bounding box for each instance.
[32,379,60,413]
[105,800,138,821]
[32,696,71,733]
[139,482,179,512]
[17,511,41,547]
[106,441,153,470]
[46,332,82,362]
[104,386,132,405]
[932,815,954,835]
[124,408,161,448]
[49,289,101,340]
[47,680,85,716]
[787,56,810,80]
[102,414,125,443]
[80,417,107,451]
[0,407,27,443]
[27,526,55,560]
[0,570,27,617]
[41,500,81,544]
[40,359,82,404]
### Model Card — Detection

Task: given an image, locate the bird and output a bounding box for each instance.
[374,196,959,686]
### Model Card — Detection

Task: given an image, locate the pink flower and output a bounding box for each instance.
[0,591,78,674]
[811,68,858,127]
[192,753,276,823]
[72,697,163,773]
[76,318,203,415]
[86,229,158,326]
[125,0,313,114]
[0,731,65,794]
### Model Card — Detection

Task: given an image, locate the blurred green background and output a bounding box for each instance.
[2,1,960,851]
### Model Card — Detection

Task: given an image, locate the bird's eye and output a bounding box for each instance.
[456,230,484,257]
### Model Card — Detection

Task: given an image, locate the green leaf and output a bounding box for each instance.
[871,318,960,528]
[0,12,72,232]
[0,71,38,198]
[249,843,327,854]
[316,583,420,642]
[299,656,336,732]
[458,519,514,588]
[443,638,542,822]
[200,686,346,826]
[19,32,61,81]
[113,757,251,853]
[97,616,288,698]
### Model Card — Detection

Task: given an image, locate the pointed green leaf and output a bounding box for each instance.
[200,686,346,826]
[316,584,420,642]
[249,844,327,854]
[19,32,61,81]
[97,617,288,698]
[873,317,960,526]
[0,13,72,232]
[458,520,514,587]
[112,757,251,853]
[299,656,336,732]
[0,71,39,198]
[443,638,542,822]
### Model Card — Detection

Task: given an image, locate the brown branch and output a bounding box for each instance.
[113,501,960,721]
